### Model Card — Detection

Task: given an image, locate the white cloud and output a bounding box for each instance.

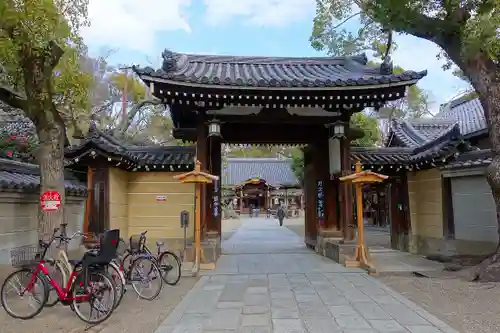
[203,0,315,27]
[81,0,191,52]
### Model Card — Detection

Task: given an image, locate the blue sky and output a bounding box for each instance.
[82,0,470,113]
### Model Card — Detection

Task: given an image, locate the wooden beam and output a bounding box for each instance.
[174,125,364,144]
[83,166,92,237]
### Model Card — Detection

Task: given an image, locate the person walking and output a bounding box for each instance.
[277,205,285,226]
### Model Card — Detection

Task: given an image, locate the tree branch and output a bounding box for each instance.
[354,0,446,44]
[389,11,445,44]
[115,99,162,135]
[47,41,64,69]
[333,12,362,29]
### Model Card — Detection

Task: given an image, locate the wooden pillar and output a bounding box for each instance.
[313,130,340,233]
[340,125,354,241]
[264,189,268,210]
[196,122,208,239]
[303,146,317,247]
[313,139,329,228]
[83,166,93,236]
[208,137,222,234]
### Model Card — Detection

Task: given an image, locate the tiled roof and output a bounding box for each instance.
[65,123,195,169]
[0,104,35,137]
[387,118,457,148]
[435,97,487,137]
[0,121,35,136]
[222,158,298,187]
[386,97,487,149]
[133,50,427,88]
[364,117,466,168]
[127,146,195,166]
[0,158,86,195]
[351,147,412,165]
[441,149,492,170]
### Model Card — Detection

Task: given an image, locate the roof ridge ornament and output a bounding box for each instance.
[88,121,100,138]
[161,49,178,72]
[354,53,368,65]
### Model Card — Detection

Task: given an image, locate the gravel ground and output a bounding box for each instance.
[0,277,199,333]
[0,220,244,333]
[379,273,500,333]
[285,219,500,333]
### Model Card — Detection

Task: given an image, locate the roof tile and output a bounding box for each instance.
[133,50,427,88]
[0,158,86,195]
[442,149,492,170]
[65,123,195,168]
[223,158,298,187]
[435,98,486,136]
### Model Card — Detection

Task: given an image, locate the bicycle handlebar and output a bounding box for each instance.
[56,230,87,246]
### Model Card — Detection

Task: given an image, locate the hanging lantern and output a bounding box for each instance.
[327,121,346,175]
[207,119,221,137]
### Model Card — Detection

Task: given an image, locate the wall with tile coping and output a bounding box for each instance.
[0,192,85,265]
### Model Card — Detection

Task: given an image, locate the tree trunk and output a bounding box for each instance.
[19,43,66,238]
[36,119,66,237]
[462,55,500,280]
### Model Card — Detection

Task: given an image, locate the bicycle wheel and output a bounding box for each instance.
[158,251,181,285]
[107,261,125,308]
[121,253,133,282]
[1,268,48,319]
[72,269,117,325]
[129,257,162,300]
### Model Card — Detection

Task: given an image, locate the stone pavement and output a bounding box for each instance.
[155,218,459,333]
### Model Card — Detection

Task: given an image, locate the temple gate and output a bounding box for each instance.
[131,50,425,254]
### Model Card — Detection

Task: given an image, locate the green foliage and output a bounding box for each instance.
[368,62,430,119]
[283,112,380,183]
[110,72,147,103]
[0,0,92,134]
[350,112,380,146]
[290,149,305,184]
[310,0,499,70]
[310,1,396,58]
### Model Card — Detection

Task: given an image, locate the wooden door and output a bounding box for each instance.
[389,175,410,251]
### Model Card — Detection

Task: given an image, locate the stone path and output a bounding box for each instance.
[155,218,459,333]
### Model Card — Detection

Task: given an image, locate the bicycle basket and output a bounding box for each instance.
[129,235,144,253]
[10,245,41,267]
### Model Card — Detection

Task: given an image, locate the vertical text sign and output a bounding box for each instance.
[316,180,325,225]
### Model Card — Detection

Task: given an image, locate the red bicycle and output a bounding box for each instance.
[1,228,119,324]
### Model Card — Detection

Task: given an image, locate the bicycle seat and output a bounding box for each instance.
[156,241,164,247]
[82,229,119,267]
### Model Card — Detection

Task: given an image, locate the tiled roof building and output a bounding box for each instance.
[222,158,299,187]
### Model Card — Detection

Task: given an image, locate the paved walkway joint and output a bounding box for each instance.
[155,218,458,333]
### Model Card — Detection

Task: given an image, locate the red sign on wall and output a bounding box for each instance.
[156,195,167,202]
[40,190,62,212]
